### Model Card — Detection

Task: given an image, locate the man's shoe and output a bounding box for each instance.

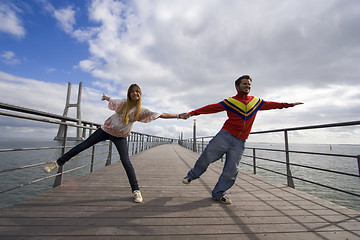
[133,190,143,203]
[182,176,192,184]
[213,195,232,205]
[44,161,59,173]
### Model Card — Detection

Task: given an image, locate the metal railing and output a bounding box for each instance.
[180,120,360,211]
[0,102,175,208]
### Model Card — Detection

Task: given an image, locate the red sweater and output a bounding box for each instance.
[190,92,296,140]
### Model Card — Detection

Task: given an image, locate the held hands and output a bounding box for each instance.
[179,112,191,120]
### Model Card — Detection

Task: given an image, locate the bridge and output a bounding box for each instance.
[0,144,359,239]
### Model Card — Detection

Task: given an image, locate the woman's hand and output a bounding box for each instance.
[102,93,110,101]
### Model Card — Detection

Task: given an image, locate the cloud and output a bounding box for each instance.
[41,1,99,42]
[0,71,190,140]
[0,71,70,112]
[53,6,76,34]
[57,0,360,101]
[1,69,359,143]
[1,0,360,144]
[46,67,56,73]
[0,2,26,38]
[1,51,21,65]
[0,71,106,139]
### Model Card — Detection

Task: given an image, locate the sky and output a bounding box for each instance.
[0,0,360,144]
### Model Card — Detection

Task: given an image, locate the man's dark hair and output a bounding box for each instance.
[235,75,252,86]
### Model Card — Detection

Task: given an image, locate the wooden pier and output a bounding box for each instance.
[0,144,359,239]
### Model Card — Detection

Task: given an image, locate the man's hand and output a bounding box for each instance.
[293,102,304,106]
[179,112,191,119]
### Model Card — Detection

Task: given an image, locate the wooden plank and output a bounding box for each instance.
[0,144,359,240]
[1,214,359,226]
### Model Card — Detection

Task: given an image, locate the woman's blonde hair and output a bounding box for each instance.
[117,84,142,125]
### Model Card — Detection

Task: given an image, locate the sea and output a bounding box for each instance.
[242,142,360,212]
[0,139,359,212]
[0,139,117,209]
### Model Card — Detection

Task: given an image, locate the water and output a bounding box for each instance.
[241,142,360,212]
[1,140,359,213]
[0,139,116,209]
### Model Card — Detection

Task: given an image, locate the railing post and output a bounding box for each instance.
[127,135,130,150]
[53,125,67,188]
[82,123,87,139]
[132,133,135,155]
[357,155,360,179]
[201,137,204,153]
[89,124,93,138]
[284,130,295,188]
[143,135,145,150]
[106,141,112,166]
[252,148,256,174]
[193,119,196,152]
[90,145,95,172]
[89,125,95,172]
[145,136,147,150]
[135,134,139,154]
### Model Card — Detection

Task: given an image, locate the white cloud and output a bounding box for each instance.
[42,1,98,42]
[1,0,360,144]
[0,2,26,38]
[46,67,56,73]
[0,71,189,140]
[1,70,359,143]
[1,51,21,65]
[63,0,360,99]
[77,59,99,72]
[0,71,70,113]
[53,6,76,34]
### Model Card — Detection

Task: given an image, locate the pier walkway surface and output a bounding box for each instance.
[0,144,359,240]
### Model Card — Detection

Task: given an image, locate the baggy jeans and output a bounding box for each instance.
[57,128,139,192]
[186,129,245,199]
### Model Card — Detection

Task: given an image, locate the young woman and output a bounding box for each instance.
[44,84,185,203]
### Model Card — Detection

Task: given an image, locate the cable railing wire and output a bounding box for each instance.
[0,102,176,206]
[180,120,360,209]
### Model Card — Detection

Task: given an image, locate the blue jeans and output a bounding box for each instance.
[57,128,139,192]
[186,129,245,199]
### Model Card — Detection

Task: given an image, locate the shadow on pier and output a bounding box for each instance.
[0,144,359,239]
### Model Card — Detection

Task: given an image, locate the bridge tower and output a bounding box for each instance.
[54,82,84,141]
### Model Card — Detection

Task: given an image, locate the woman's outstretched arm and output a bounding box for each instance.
[159,113,189,119]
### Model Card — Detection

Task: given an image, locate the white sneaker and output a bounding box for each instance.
[213,195,232,205]
[182,176,192,184]
[44,161,59,173]
[133,190,143,203]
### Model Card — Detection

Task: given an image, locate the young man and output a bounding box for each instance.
[182,75,303,204]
